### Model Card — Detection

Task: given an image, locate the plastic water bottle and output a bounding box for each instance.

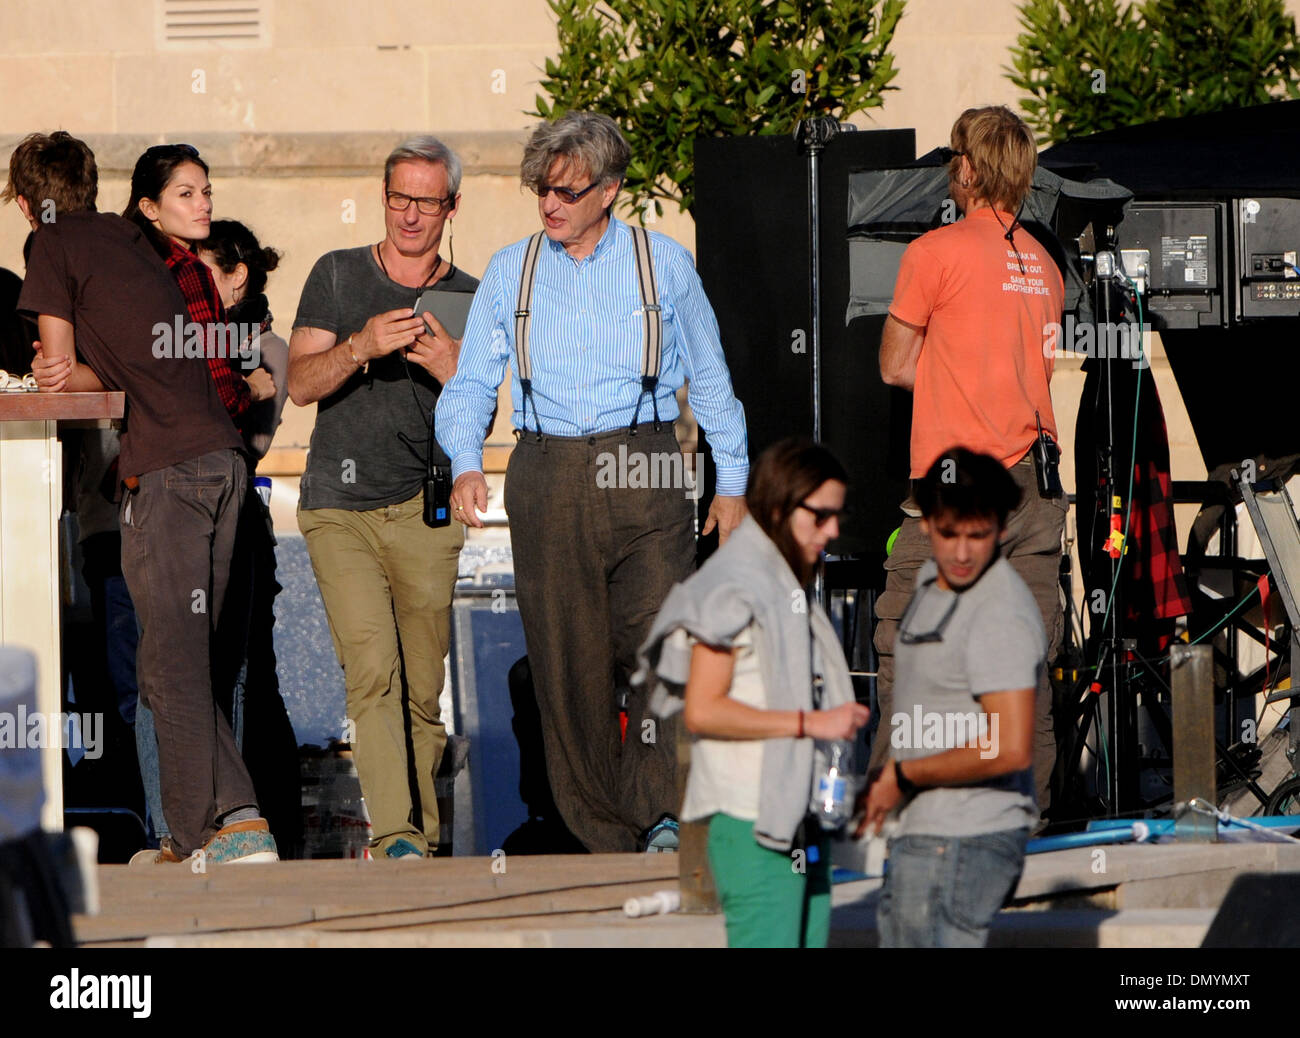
[254,475,272,508]
[810,740,854,829]
[624,890,681,917]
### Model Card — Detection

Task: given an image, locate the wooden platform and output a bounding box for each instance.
[75,842,1300,948]
[77,854,723,948]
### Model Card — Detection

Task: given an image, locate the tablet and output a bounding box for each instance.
[414,288,475,339]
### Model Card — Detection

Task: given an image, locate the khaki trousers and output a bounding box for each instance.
[299,492,463,855]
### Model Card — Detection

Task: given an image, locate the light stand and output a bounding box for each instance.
[795,116,845,607]
[1088,246,1142,815]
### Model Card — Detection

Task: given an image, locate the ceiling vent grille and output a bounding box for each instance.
[158,0,269,49]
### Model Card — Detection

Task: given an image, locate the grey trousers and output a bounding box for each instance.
[871,452,1067,812]
[119,448,258,855]
[505,427,696,852]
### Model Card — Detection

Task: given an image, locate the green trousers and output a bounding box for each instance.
[707,813,832,948]
[299,492,463,856]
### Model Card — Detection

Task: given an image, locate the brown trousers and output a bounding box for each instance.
[871,453,1067,812]
[505,427,696,852]
[120,448,257,856]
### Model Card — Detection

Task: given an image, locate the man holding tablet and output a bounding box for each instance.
[288,136,477,859]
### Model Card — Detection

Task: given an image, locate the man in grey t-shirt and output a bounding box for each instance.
[287,136,476,859]
[859,448,1045,947]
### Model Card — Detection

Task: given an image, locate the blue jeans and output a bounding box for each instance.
[134,700,169,841]
[101,573,140,726]
[81,534,166,840]
[877,829,1029,947]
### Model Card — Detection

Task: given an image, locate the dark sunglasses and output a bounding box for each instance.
[797,502,846,528]
[897,580,959,645]
[533,181,601,204]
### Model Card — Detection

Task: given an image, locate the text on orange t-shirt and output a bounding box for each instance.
[888,207,1065,479]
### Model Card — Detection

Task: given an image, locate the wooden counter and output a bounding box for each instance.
[0,391,125,830]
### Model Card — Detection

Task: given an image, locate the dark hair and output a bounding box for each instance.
[2,131,98,215]
[915,448,1021,527]
[747,438,848,585]
[122,144,209,257]
[199,219,281,299]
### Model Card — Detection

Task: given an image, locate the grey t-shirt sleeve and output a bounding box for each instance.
[965,594,1044,697]
[293,252,339,334]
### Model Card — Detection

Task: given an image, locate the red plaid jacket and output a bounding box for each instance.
[1125,455,1194,623]
[164,238,250,419]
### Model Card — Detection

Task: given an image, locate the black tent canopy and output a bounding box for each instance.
[1039,99,1300,199]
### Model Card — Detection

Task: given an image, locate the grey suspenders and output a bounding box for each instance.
[512,224,663,438]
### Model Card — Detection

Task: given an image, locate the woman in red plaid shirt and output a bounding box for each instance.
[123,144,275,418]
[119,144,279,859]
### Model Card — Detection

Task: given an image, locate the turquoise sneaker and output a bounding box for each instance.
[384,838,425,859]
[199,819,279,865]
[644,816,679,853]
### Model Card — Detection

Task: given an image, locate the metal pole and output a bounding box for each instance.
[1171,644,1217,842]
[800,118,833,608]
[809,145,822,446]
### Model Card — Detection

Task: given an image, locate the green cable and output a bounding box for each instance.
[1091,277,1144,654]
[1188,585,1260,646]
[1126,585,1262,683]
[1088,276,1145,796]
[1096,694,1111,803]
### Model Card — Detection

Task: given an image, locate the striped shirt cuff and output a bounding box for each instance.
[451,451,484,483]
[714,467,748,497]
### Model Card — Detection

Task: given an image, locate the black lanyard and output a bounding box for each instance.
[807,593,825,709]
[375,241,442,301]
[377,242,446,470]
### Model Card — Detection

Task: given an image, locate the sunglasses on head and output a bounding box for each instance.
[145,143,200,159]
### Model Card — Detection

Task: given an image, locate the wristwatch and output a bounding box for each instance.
[894,759,919,796]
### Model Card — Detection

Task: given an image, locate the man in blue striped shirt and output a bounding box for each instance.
[436,112,748,853]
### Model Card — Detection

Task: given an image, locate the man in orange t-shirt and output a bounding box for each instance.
[872,106,1067,820]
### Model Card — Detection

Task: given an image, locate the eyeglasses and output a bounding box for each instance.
[385,191,455,216]
[797,502,846,529]
[533,182,601,204]
[897,580,959,645]
[937,147,965,163]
